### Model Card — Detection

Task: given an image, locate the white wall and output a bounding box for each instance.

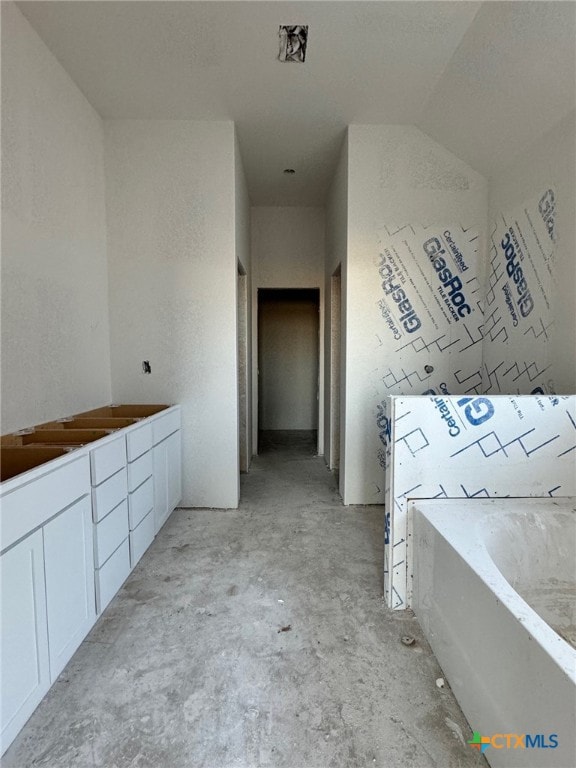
[105,120,239,508]
[234,131,252,472]
[251,207,326,289]
[324,137,348,488]
[250,207,325,451]
[385,394,576,609]
[483,110,576,395]
[1,2,111,433]
[344,125,488,504]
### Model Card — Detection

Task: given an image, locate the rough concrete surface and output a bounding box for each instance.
[4,432,487,768]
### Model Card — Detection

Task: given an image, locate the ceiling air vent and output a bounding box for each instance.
[278,26,308,63]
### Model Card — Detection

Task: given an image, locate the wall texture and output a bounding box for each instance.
[250,207,325,450]
[251,207,326,289]
[483,110,576,395]
[344,125,488,504]
[324,138,348,489]
[105,120,239,508]
[235,131,252,472]
[385,394,576,610]
[1,2,111,433]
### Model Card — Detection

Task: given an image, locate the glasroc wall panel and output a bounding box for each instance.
[382,394,576,609]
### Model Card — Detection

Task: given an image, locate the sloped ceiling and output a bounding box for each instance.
[418,1,576,179]
[14,0,576,205]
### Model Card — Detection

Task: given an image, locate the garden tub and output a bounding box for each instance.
[411,497,575,768]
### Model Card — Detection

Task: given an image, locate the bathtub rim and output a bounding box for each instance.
[407,496,576,682]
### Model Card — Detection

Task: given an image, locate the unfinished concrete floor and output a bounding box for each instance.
[4,432,486,768]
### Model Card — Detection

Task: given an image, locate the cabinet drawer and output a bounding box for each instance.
[95,538,130,614]
[152,409,180,445]
[1,455,90,553]
[128,477,153,530]
[127,451,152,493]
[92,468,127,522]
[130,510,155,568]
[90,437,126,487]
[126,424,153,462]
[94,501,129,568]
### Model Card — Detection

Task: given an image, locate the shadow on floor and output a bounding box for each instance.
[258,429,318,455]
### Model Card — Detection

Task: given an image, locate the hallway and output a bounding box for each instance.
[4,437,484,768]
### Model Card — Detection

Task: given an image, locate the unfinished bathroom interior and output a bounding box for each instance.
[1,1,575,767]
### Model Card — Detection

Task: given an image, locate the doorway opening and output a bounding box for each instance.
[257,288,320,454]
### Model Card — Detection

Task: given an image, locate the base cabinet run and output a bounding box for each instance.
[0,404,182,756]
[0,485,94,755]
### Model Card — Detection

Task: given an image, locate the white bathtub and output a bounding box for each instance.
[411,497,576,768]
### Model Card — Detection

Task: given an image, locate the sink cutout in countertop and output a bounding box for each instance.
[0,447,69,482]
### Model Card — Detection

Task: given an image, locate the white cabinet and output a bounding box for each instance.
[153,430,182,534]
[95,538,131,612]
[127,451,153,493]
[89,438,130,615]
[0,454,94,756]
[0,403,182,754]
[1,455,90,552]
[128,477,153,530]
[94,500,129,568]
[130,510,155,567]
[167,429,182,514]
[90,436,126,486]
[126,435,153,569]
[43,496,96,681]
[0,531,50,755]
[0,493,95,749]
[128,477,154,569]
[153,440,168,533]
[126,423,153,462]
[152,408,180,444]
[92,467,128,522]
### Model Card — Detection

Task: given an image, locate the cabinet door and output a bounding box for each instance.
[43,496,95,682]
[166,430,182,514]
[153,440,168,534]
[153,431,182,535]
[0,530,50,755]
